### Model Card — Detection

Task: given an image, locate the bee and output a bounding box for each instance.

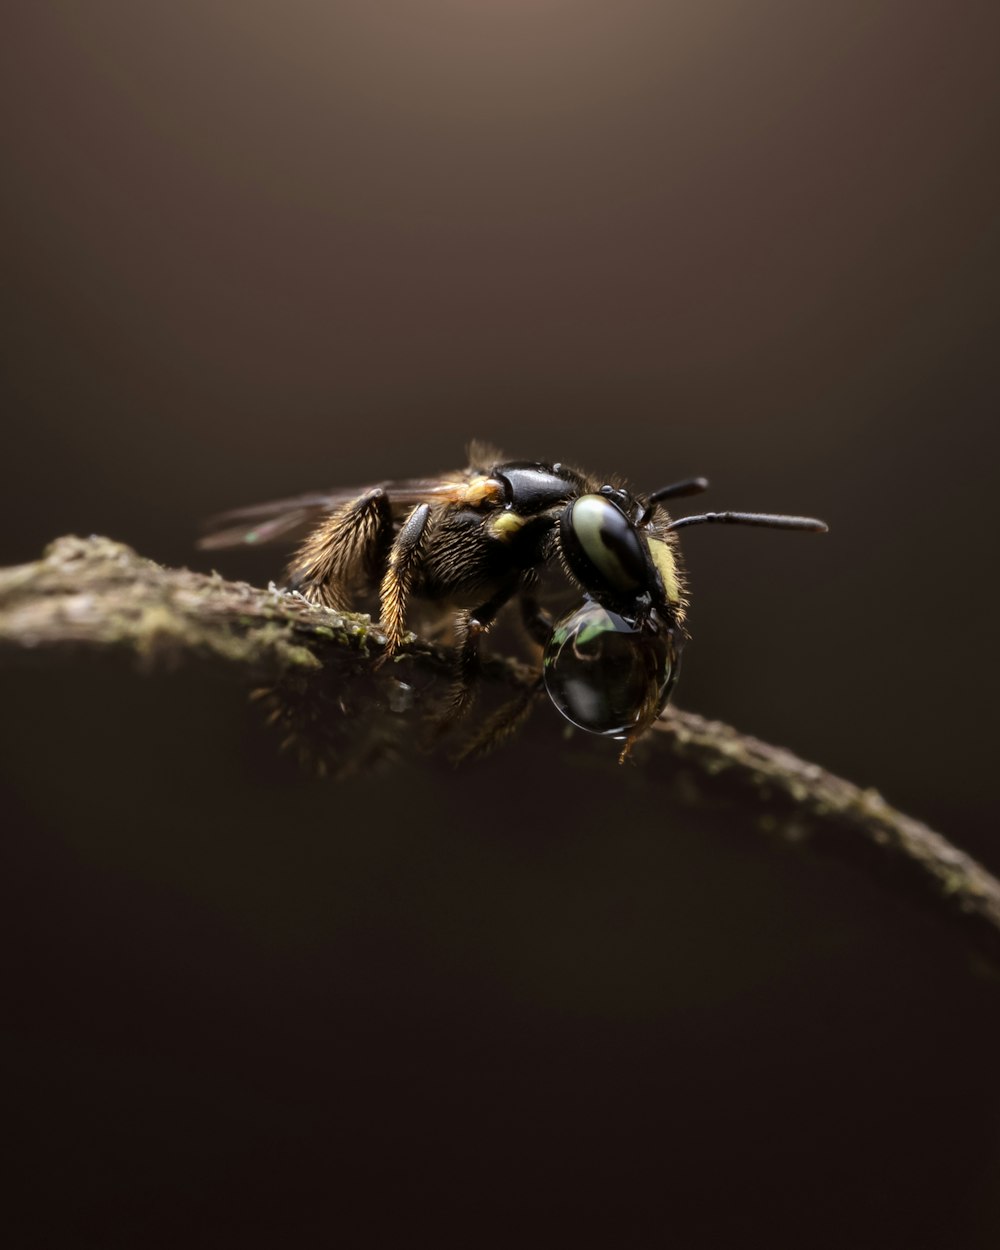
[200,444,827,759]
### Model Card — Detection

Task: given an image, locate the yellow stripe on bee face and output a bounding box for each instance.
[490,510,526,540]
[647,537,681,605]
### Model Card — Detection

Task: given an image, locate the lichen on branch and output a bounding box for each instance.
[3,534,1000,974]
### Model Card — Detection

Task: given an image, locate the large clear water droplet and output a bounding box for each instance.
[542,602,678,736]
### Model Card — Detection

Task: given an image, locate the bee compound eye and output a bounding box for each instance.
[542,602,678,737]
[563,494,647,595]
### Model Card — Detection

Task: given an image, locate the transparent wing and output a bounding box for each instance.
[198,476,472,551]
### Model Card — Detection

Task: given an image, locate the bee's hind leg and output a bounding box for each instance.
[288,487,394,610]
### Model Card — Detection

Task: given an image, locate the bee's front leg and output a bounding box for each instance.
[519,587,554,648]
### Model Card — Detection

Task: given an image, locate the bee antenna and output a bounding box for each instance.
[638,476,710,525]
[667,511,829,533]
[647,476,710,504]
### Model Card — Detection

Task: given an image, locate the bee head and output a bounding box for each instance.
[558,488,677,620]
[543,488,682,742]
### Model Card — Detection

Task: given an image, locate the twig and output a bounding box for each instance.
[647,713,1000,973]
[3,534,999,973]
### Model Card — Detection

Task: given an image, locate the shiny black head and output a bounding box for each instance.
[558,489,662,616]
[546,484,684,744]
[484,463,689,747]
[541,471,827,750]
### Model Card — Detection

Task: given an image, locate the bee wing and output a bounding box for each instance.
[198,505,328,551]
[198,475,472,551]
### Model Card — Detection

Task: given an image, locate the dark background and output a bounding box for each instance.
[2,2,998,1245]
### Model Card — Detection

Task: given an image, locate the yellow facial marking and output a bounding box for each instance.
[648,538,681,605]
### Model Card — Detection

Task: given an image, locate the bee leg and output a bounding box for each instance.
[519,590,554,648]
[288,487,393,609]
[422,580,519,738]
[378,503,432,656]
[437,586,514,724]
[617,660,670,763]
[444,612,489,722]
[450,676,545,763]
[446,585,548,758]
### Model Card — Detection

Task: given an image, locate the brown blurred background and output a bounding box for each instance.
[2,2,999,1245]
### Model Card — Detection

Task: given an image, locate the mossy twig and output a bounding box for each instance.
[3,535,999,973]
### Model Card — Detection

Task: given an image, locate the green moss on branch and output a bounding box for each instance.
[3,534,999,975]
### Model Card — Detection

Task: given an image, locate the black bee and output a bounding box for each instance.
[200,444,827,759]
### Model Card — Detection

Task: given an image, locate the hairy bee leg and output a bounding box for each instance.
[427,581,520,740]
[435,586,515,727]
[287,487,393,609]
[378,502,431,656]
[442,612,487,723]
[451,677,545,764]
[618,734,640,765]
[617,650,671,763]
[519,591,554,648]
